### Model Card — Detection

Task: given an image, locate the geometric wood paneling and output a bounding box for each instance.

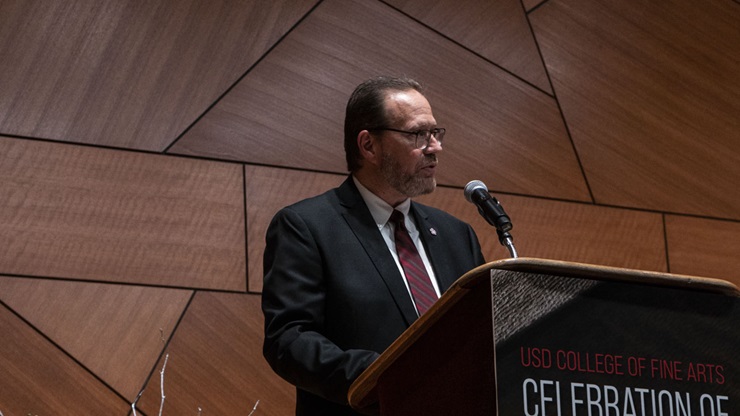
[169,0,591,202]
[665,215,740,286]
[0,304,128,415]
[1,1,738,415]
[386,0,552,93]
[530,0,740,219]
[0,0,318,151]
[136,292,294,416]
[416,185,668,273]
[523,0,547,11]
[0,137,246,290]
[245,166,345,293]
[0,276,192,401]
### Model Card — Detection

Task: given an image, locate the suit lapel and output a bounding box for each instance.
[336,178,419,325]
[411,203,457,293]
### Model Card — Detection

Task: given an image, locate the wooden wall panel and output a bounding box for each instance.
[523,0,547,11]
[0,137,246,290]
[136,292,294,416]
[416,186,667,272]
[666,215,740,286]
[0,276,191,401]
[0,304,128,415]
[170,0,591,202]
[0,0,317,151]
[386,0,551,92]
[245,166,345,293]
[530,0,740,219]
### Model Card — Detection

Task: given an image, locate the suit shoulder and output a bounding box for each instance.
[283,188,336,210]
[270,187,344,227]
[412,201,469,226]
[274,177,356,217]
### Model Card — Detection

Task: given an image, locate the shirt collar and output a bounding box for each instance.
[352,176,411,228]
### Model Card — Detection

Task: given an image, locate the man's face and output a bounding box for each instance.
[378,90,442,198]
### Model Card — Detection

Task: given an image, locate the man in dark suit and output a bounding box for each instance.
[262,76,486,415]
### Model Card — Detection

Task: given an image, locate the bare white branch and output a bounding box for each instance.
[158,353,170,416]
[247,399,260,416]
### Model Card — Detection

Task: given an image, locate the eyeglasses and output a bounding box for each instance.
[369,127,446,151]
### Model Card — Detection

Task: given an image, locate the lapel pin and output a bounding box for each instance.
[429,227,437,236]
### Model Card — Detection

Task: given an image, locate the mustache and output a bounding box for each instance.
[421,154,437,166]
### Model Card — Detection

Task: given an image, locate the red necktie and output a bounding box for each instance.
[390,210,438,315]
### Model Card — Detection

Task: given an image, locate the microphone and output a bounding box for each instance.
[464,180,518,258]
[464,180,512,233]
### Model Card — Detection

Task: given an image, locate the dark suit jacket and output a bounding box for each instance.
[262,177,486,415]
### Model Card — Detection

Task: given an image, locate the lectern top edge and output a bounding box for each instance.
[491,257,739,296]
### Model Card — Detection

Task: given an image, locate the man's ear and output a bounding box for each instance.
[357,130,380,166]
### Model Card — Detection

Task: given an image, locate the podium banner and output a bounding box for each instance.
[491,270,739,416]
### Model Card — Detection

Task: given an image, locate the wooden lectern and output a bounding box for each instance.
[348,258,739,416]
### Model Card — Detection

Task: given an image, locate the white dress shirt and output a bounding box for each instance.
[353,177,441,313]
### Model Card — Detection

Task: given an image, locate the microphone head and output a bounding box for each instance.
[464,180,488,203]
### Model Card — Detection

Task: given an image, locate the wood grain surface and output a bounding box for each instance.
[666,215,740,286]
[0,276,192,401]
[0,137,246,290]
[0,0,317,151]
[530,0,740,219]
[0,304,129,414]
[136,291,295,416]
[386,0,551,92]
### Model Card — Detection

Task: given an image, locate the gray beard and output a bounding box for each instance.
[380,151,437,198]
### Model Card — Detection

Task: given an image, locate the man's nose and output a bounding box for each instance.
[424,136,442,153]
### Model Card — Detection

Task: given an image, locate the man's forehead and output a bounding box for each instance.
[383,90,432,121]
[384,89,423,104]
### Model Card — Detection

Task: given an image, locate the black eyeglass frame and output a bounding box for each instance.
[368,127,446,150]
